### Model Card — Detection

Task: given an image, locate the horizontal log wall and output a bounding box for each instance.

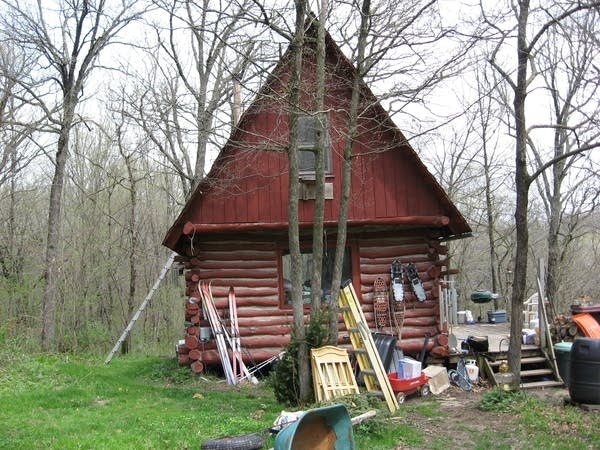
[175,235,450,373]
[177,240,298,371]
[356,235,448,356]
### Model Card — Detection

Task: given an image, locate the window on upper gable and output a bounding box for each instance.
[297,114,331,175]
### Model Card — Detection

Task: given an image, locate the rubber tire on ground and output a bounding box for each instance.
[420,384,430,397]
[200,432,265,450]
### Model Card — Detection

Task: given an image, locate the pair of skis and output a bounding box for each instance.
[199,281,257,384]
[390,259,426,302]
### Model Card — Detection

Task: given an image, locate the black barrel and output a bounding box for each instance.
[569,338,600,404]
[357,333,397,385]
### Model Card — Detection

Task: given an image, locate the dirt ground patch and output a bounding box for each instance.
[392,384,573,450]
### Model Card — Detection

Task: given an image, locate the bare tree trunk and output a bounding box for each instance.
[42,100,75,350]
[484,146,499,305]
[545,151,564,314]
[506,0,532,383]
[476,74,500,306]
[310,2,328,312]
[288,0,309,405]
[502,0,600,384]
[116,125,138,354]
[329,0,370,340]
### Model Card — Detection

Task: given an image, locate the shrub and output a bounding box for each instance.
[270,310,329,406]
[478,387,529,412]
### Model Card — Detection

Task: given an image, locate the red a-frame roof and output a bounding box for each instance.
[163,21,471,253]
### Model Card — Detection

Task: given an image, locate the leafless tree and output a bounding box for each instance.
[309,2,328,312]
[136,0,268,196]
[0,0,146,350]
[529,10,600,314]
[286,0,310,405]
[0,43,41,188]
[0,41,42,287]
[484,0,600,383]
[329,0,481,135]
[328,0,371,340]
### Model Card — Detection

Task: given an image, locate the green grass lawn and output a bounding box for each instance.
[0,352,411,449]
[2,351,599,449]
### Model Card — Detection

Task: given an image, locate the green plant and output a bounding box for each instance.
[478,387,529,412]
[270,311,329,405]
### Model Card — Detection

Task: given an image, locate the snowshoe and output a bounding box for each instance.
[405,262,426,302]
[390,259,404,302]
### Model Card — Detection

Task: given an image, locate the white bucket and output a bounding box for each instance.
[465,360,479,382]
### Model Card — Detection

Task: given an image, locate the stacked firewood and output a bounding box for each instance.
[175,297,208,373]
[549,314,581,342]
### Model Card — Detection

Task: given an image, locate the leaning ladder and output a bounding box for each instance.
[339,282,398,412]
[104,252,176,364]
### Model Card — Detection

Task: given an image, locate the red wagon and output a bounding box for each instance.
[387,372,430,404]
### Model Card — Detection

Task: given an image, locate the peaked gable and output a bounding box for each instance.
[164,21,471,253]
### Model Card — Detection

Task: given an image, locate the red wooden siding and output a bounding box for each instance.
[184,109,445,229]
[163,29,467,251]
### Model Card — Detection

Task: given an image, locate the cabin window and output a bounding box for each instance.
[297,114,331,174]
[281,247,351,305]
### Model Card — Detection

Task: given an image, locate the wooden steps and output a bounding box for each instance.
[482,345,564,390]
[521,368,553,377]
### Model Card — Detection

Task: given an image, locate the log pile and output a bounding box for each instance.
[176,296,211,373]
[549,314,582,342]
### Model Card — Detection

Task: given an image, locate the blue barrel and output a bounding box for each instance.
[569,338,600,404]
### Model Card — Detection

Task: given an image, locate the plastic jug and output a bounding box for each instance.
[465,359,479,382]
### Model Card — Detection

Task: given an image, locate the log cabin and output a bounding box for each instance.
[163,21,472,373]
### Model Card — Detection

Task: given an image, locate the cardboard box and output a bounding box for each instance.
[398,358,421,379]
[422,365,450,394]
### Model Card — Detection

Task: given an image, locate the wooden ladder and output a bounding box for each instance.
[339,282,398,412]
[105,252,176,364]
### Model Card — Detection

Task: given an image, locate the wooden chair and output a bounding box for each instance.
[311,346,359,402]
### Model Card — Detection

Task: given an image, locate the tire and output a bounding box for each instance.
[396,391,406,404]
[420,384,430,397]
[200,432,265,450]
